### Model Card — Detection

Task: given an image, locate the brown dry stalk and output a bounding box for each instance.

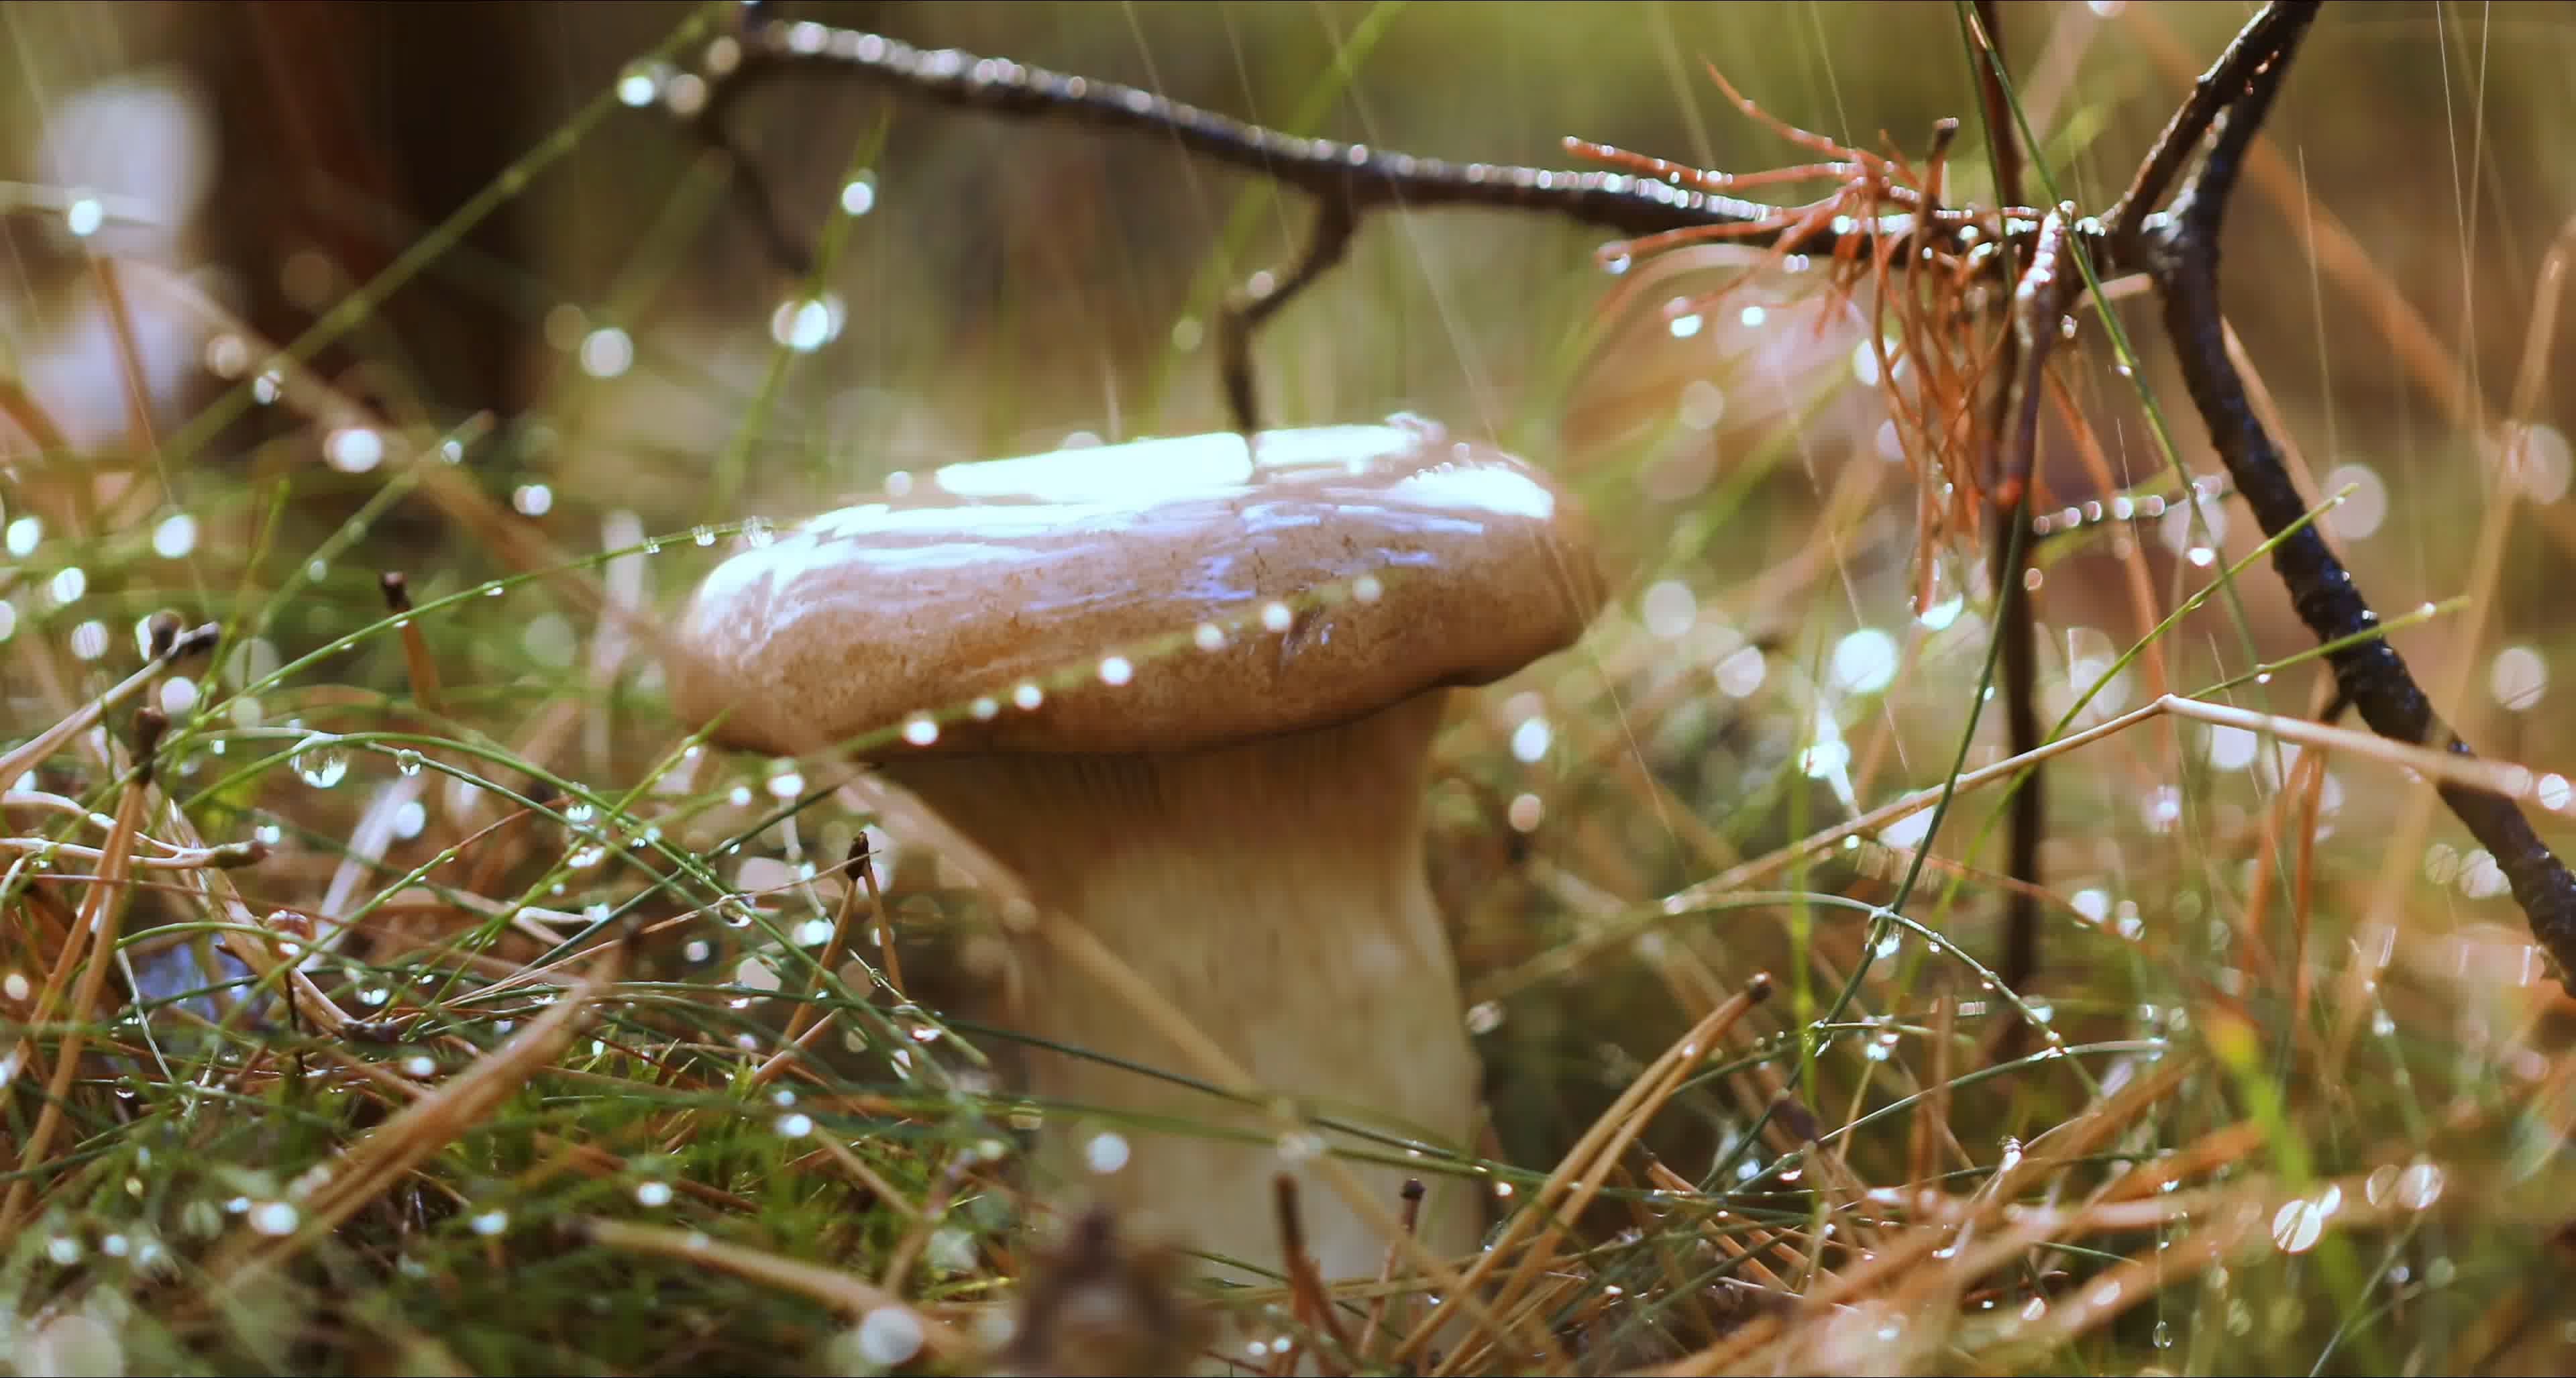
[379,572,447,719]
[0,725,154,1235]
[1421,975,1775,1373]
[1479,688,2548,1006]
[1649,1054,2195,1376]
[750,841,885,1090]
[1273,1174,1360,1372]
[199,934,624,1295]
[1982,1165,2447,1363]
[1353,1178,1427,1359]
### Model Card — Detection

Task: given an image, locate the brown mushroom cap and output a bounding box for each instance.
[667,415,1605,755]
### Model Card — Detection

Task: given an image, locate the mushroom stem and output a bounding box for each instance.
[883,690,1481,1283]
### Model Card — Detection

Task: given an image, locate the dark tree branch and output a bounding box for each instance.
[1217,199,1358,433]
[1967,0,2048,1014]
[2108,0,2322,246]
[2146,2,2576,985]
[686,15,2112,429]
[718,22,1879,240]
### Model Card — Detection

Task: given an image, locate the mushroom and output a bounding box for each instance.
[667,415,1603,1283]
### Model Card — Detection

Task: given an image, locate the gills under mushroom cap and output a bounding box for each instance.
[668,416,1604,755]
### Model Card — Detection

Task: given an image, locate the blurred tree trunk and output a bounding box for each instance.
[192,0,541,429]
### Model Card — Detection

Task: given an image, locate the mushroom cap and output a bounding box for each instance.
[666,416,1605,755]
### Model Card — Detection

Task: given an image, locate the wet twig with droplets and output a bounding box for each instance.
[2139,1,2576,985]
[670,0,2576,996]
[674,11,2092,432]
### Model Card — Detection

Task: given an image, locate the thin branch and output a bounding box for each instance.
[1966,0,2049,1013]
[2146,2,2576,985]
[1218,198,1359,433]
[686,13,2101,429]
[2106,0,2324,244]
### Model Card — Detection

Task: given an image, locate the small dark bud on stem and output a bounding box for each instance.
[132,707,168,783]
[160,622,221,663]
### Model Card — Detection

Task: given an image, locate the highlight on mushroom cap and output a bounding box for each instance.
[666,415,1606,757]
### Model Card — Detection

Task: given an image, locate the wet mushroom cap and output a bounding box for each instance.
[667,417,1605,756]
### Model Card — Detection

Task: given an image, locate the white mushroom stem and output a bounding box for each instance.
[882,690,1482,1283]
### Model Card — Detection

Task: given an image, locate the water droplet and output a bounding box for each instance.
[499,482,551,521]
[2495,422,2575,502]
[2269,1196,2326,1253]
[324,427,385,474]
[297,742,350,789]
[2490,645,2548,711]
[2320,462,2388,539]
[903,714,940,746]
[617,64,664,107]
[1642,580,1697,639]
[1509,717,1552,763]
[1738,305,1767,328]
[1851,340,1884,387]
[856,1308,926,1367]
[1466,1001,1504,1035]
[1676,379,1727,431]
[392,749,422,777]
[153,513,199,559]
[249,1201,299,1236]
[1829,627,1900,694]
[1276,1130,1324,1162]
[769,293,847,352]
[1083,1130,1129,1173]
[63,191,105,237]
[839,176,877,217]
